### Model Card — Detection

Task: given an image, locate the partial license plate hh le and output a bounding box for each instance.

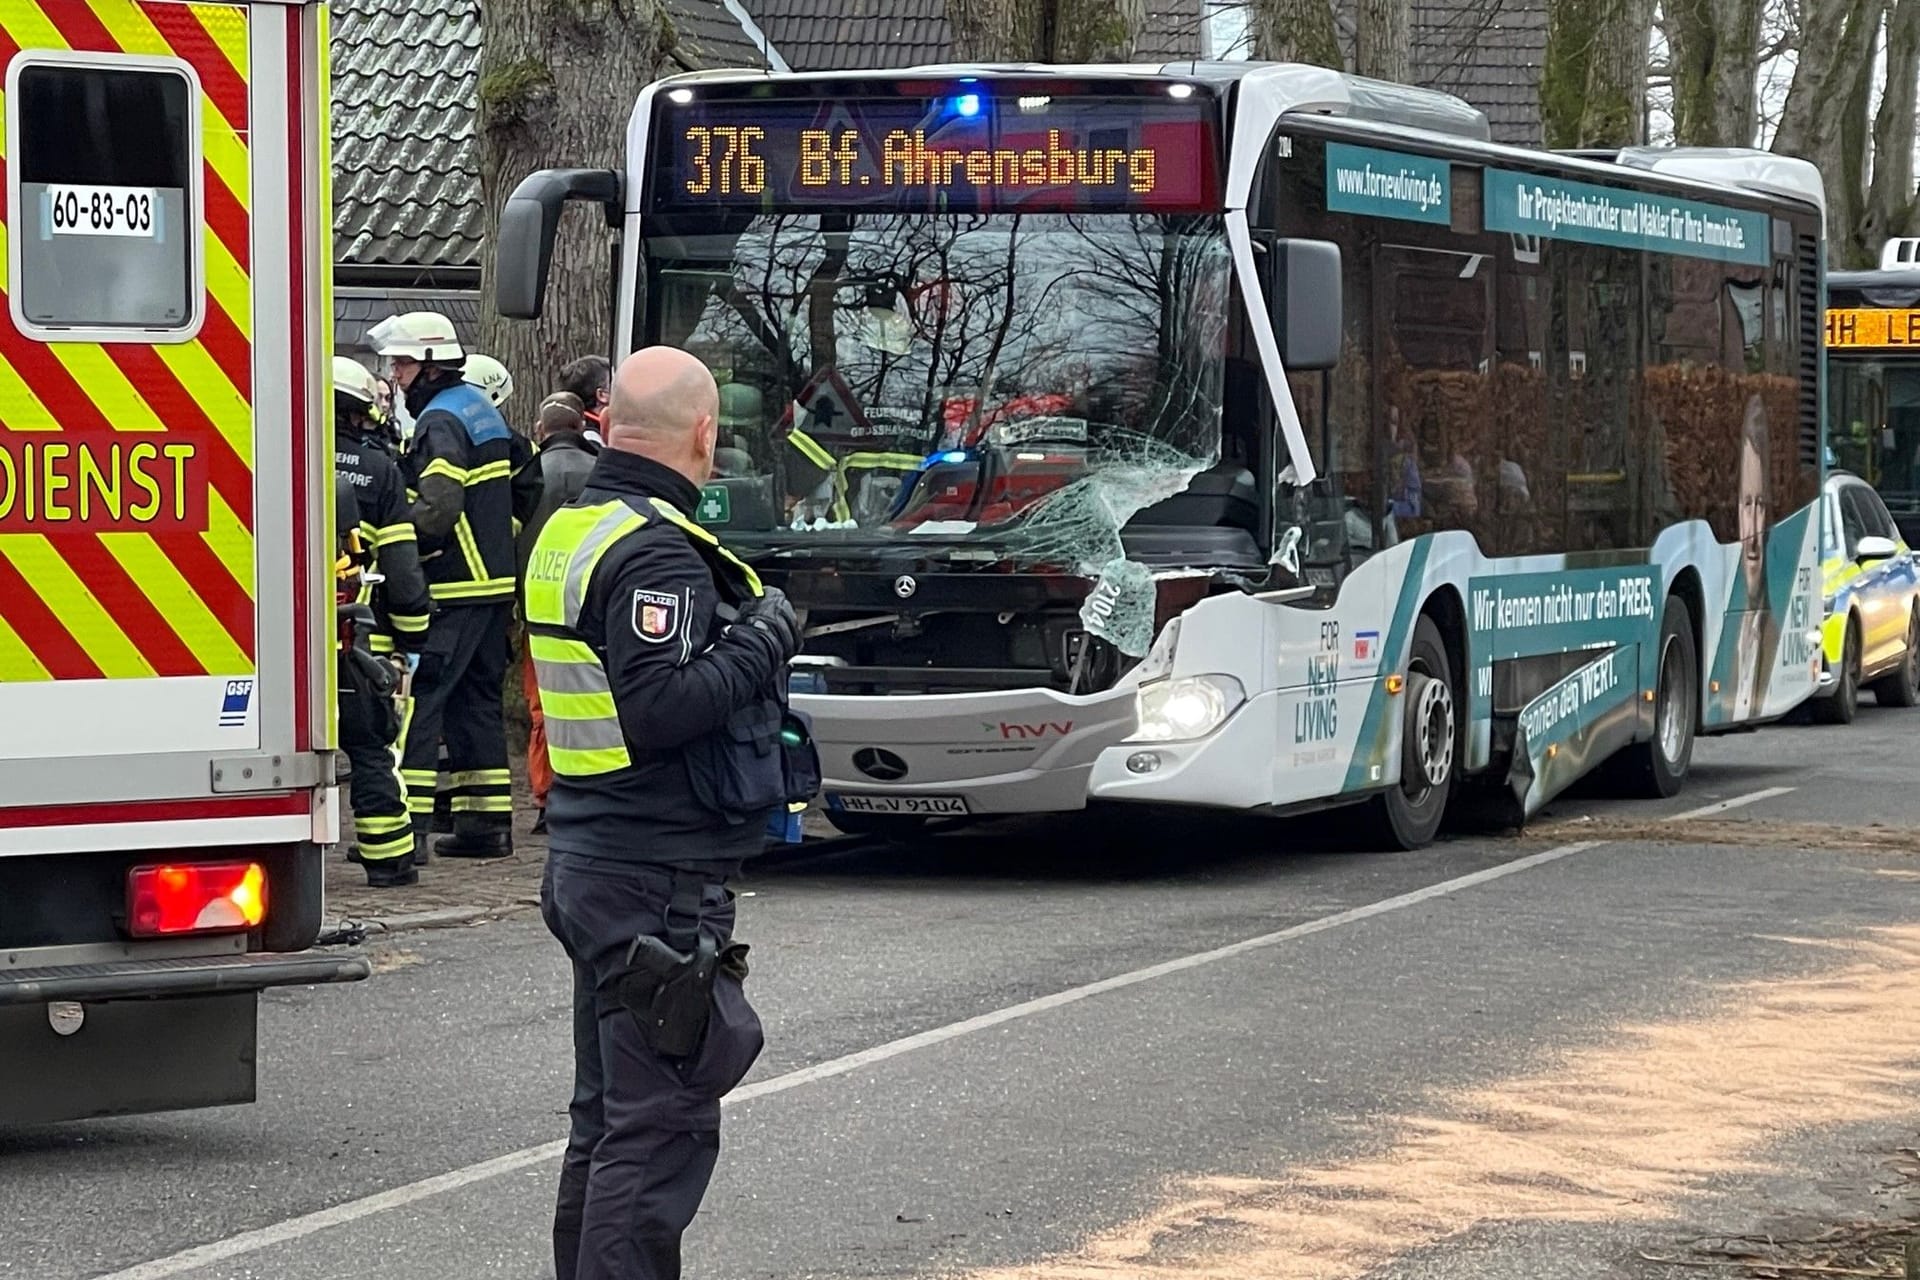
[828,793,969,816]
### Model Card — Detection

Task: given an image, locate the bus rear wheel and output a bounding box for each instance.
[1610,596,1697,799]
[1363,614,1458,851]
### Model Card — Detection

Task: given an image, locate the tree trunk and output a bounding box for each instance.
[1667,0,1765,145]
[947,0,1146,61]
[476,0,678,424]
[1251,0,1343,66]
[1355,0,1411,81]
[1542,0,1654,149]
[1771,0,1882,263]
[1865,0,1920,249]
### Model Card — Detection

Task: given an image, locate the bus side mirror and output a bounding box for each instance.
[496,168,623,320]
[1271,239,1342,371]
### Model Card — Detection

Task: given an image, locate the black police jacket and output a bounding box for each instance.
[544,449,786,870]
[337,419,432,648]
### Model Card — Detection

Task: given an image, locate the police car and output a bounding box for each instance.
[1811,471,1920,723]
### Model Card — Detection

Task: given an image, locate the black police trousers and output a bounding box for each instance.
[338,655,412,866]
[398,602,512,839]
[540,850,763,1280]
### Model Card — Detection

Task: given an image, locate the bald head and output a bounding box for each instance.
[605,347,721,486]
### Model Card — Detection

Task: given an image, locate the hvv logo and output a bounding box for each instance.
[984,720,1075,740]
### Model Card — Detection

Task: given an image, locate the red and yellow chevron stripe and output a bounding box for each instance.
[0,0,254,682]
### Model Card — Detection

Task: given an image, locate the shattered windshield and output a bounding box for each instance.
[648,212,1228,554]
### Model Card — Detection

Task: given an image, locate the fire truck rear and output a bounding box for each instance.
[0,0,365,1125]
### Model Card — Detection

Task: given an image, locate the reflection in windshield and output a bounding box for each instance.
[647,213,1230,653]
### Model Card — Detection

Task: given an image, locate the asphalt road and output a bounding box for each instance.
[7,699,1920,1280]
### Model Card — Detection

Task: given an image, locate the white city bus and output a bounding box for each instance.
[498,62,1827,848]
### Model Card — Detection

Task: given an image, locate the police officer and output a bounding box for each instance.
[367,312,519,858]
[334,358,433,887]
[526,347,802,1280]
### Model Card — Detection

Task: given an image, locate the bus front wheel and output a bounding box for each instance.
[1364,614,1458,851]
[1611,596,1698,798]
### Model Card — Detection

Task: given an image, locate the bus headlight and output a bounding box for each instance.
[1132,674,1245,742]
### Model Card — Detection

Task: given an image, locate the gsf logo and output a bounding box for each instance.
[225,679,254,698]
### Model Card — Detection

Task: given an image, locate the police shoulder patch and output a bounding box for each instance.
[632,589,682,644]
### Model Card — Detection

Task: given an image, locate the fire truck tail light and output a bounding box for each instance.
[127,862,268,937]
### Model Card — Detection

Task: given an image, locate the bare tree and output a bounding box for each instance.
[1355,0,1411,80]
[947,0,1149,61]
[1252,0,1343,64]
[476,0,678,408]
[1771,0,1882,261]
[1863,0,1920,251]
[1666,0,1767,143]
[1542,0,1657,148]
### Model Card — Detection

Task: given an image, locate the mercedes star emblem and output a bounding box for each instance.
[892,574,918,599]
[853,747,910,781]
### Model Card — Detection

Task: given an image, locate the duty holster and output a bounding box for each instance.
[606,876,752,1060]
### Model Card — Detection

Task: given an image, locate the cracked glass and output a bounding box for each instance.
[647,212,1228,652]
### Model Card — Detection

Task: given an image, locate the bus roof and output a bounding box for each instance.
[639,61,1826,221]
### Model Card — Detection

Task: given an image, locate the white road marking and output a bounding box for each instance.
[1670,786,1797,822]
[93,840,1608,1280]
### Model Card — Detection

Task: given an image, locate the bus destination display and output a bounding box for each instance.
[1827,307,1920,349]
[651,94,1220,214]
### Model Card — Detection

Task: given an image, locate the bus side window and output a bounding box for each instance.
[7,57,202,343]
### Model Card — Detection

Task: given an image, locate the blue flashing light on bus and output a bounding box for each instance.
[952,93,982,119]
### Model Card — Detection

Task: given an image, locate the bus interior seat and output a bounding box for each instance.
[1122,463,1265,567]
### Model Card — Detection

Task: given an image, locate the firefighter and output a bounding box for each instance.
[527,347,803,1280]
[368,312,519,859]
[464,353,516,410]
[334,358,432,887]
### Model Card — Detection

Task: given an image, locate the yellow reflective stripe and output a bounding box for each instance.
[375,523,417,546]
[464,460,513,486]
[548,745,631,776]
[369,634,397,654]
[431,577,516,600]
[99,532,252,675]
[0,613,51,681]
[647,498,764,595]
[451,796,515,813]
[787,429,834,470]
[530,635,600,664]
[421,457,468,485]
[541,687,619,720]
[453,513,488,582]
[1,538,154,677]
[450,769,513,788]
[389,613,430,633]
[203,492,256,601]
[844,452,925,470]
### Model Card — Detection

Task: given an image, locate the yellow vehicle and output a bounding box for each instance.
[1811,470,1920,722]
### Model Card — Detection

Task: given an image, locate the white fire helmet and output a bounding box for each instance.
[332,357,382,408]
[367,310,464,364]
[463,353,515,408]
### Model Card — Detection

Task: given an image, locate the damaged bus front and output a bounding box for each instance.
[496,68,1326,832]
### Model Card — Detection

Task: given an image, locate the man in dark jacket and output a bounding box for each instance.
[368,311,519,858]
[334,358,434,886]
[517,391,600,831]
[525,347,800,1280]
[558,354,612,449]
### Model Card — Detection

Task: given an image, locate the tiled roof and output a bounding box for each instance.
[331,0,774,271]
[1405,0,1546,147]
[744,0,1210,70]
[747,0,1543,144]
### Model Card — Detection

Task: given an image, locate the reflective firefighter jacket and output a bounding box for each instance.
[337,421,431,651]
[405,382,518,607]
